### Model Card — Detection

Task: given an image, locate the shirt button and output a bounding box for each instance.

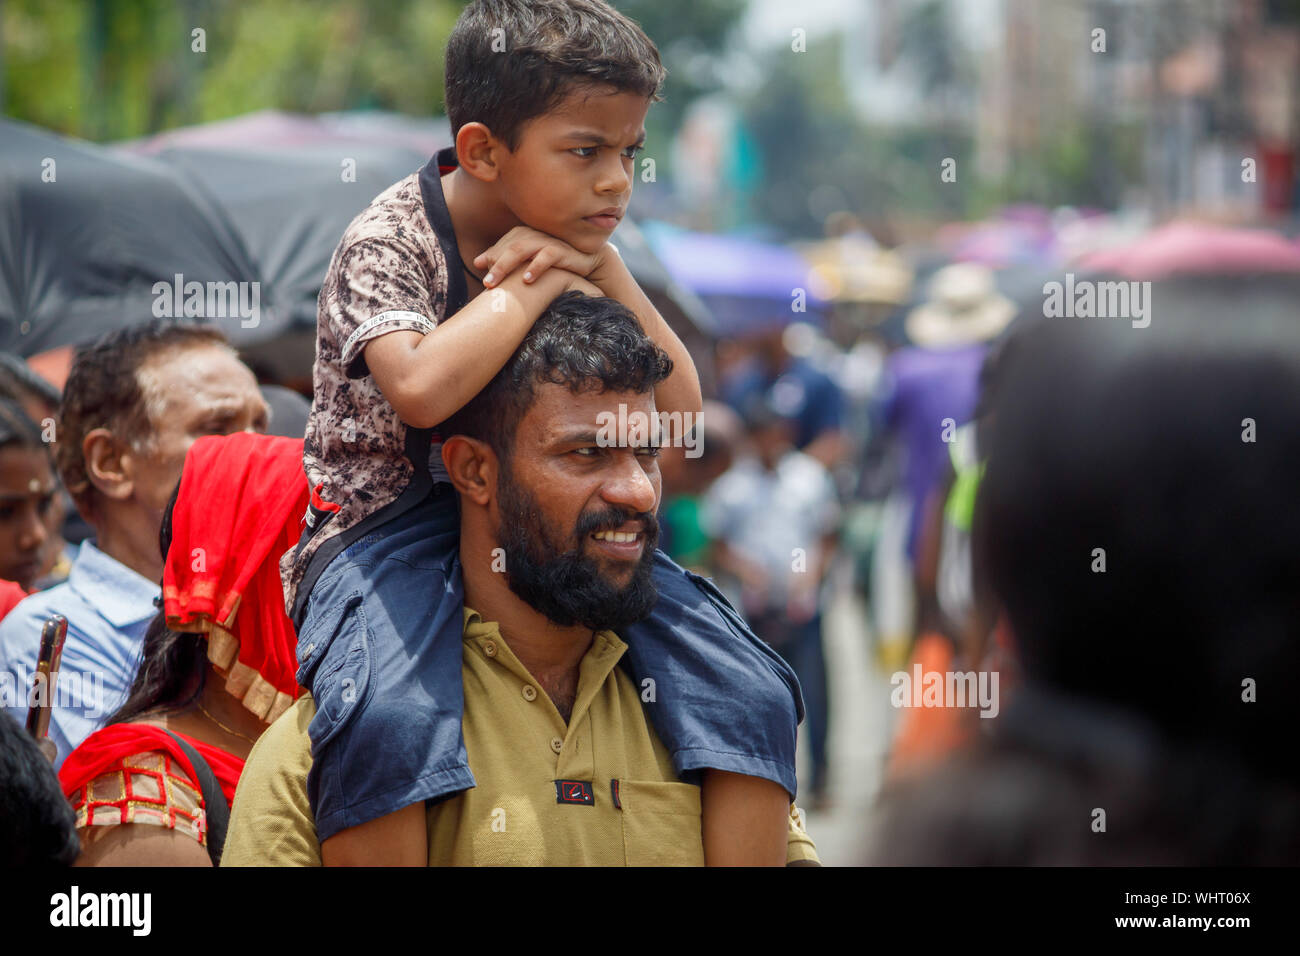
[522,685,537,701]
[483,640,497,658]
[550,737,563,754]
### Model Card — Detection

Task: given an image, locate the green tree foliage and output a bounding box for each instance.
[2,0,462,140]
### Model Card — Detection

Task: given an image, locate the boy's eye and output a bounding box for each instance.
[623,144,645,160]
[570,146,599,158]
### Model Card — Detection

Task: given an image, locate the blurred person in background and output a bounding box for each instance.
[720,326,847,472]
[0,399,59,621]
[655,399,741,574]
[702,393,839,808]
[0,353,75,588]
[0,320,269,768]
[60,433,304,866]
[868,289,1300,864]
[869,263,1014,666]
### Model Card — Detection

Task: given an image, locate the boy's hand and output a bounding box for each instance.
[560,271,604,298]
[475,226,611,287]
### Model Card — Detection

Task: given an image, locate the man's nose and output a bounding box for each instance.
[601,453,658,514]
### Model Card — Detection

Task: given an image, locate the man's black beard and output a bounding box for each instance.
[495,466,659,632]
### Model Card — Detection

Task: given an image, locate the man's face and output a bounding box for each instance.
[129,344,269,520]
[494,382,662,631]
[495,86,650,255]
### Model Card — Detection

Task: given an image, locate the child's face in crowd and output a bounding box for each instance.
[0,445,56,588]
[494,86,650,255]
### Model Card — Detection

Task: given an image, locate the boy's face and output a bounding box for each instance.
[495,86,650,255]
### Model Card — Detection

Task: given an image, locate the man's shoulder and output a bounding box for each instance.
[0,581,79,654]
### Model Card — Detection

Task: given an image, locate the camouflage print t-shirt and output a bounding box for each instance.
[281,149,465,614]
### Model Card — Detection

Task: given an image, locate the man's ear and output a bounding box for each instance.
[441,435,495,506]
[83,428,135,503]
[455,122,506,183]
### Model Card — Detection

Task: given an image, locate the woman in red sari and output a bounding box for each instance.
[59,431,308,866]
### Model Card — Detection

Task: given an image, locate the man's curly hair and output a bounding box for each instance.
[443,291,672,462]
[56,320,229,520]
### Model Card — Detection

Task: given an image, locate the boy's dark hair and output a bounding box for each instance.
[0,710,80,866]
[56,319,228,520]
[445,0,666,149]
[444,291,672,461]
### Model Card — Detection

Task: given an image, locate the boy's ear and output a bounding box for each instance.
[455,122,505,183]
[441,434,496,506]
[83,427,135,504]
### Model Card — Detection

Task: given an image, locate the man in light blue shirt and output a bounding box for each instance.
[0,540,157,768]
[0,320,269,768]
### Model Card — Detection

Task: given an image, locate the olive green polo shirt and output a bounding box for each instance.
[223,608,819,866]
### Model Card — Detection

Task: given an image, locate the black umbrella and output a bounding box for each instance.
[0,118,287,356]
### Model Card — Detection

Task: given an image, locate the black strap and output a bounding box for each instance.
[289,150,471,629]
[163,730,230,867]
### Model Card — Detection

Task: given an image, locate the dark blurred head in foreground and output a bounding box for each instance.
[871,275,1300,864]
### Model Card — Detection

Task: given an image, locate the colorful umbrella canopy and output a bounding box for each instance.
[1078,221,1300,278]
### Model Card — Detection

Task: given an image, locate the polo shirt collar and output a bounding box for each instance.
[66,540,160,629]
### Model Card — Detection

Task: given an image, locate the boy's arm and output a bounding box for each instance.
[586,251,703,420]
[473,226,703,420]
[365,268,598,429]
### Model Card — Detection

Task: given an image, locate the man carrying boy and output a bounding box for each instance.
[283,0,805,864]
[231,295,819,865]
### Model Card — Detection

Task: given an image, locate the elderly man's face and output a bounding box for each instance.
[494,382,662,631]
[131,344,269,520]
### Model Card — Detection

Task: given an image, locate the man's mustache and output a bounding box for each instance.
[575,507,659,542]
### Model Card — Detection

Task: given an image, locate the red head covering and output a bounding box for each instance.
[162,432,308,723]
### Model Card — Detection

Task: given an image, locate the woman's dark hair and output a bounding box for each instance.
[104,480,208,726]
[0,710,80,866]
[0,397,47,452]
[973,279,1300,788]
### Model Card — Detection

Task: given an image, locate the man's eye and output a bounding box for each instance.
[37,494,55,515]
[623,144,645,160]
[571,146,599,158]
[0,506,16,521]
[574,447,600,457]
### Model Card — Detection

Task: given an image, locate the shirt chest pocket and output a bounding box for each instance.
[615,780,705,867]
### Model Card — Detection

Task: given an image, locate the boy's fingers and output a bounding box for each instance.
[524,247,562,282]
[483,241,544,285]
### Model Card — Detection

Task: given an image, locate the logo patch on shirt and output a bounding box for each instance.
[554,780,595,806]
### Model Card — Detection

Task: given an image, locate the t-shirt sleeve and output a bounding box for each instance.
[329,236,441,378]
[222,697,321,867]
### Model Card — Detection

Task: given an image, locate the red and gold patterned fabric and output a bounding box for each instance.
[61,724,244,845]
